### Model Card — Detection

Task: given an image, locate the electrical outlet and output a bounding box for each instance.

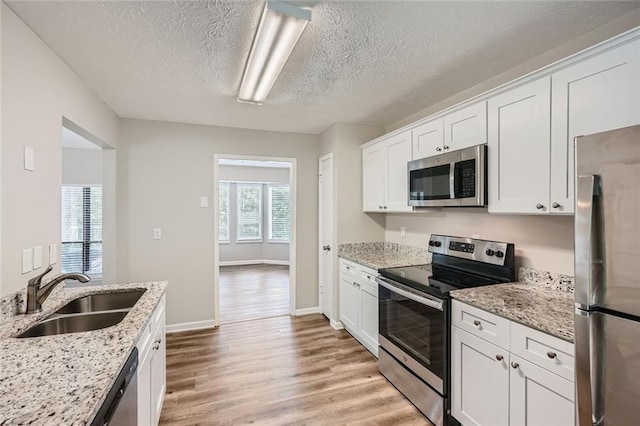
[200,196,209,208]
[154,228,162,240]
[472,234,481,239]
[24,146,35,171]
[400,227,406,238]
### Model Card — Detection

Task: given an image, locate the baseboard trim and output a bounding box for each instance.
[166,320,216,334]
[330,319,344,330]
[219,260,290,266]
[294,306,321,316]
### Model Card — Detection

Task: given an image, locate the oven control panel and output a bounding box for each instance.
[428,234,513,266]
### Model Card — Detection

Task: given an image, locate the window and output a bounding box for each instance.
[61,186,102,278]
[237,184,262,241]
[219,182,230,242]
[268,185,291,242]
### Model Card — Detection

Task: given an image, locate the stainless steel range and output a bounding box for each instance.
[377,234,516,426]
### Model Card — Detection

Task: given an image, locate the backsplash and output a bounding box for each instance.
[338,241,432,264]
[518,266,574,293]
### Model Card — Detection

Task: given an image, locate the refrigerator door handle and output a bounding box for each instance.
[575,310,605,426]
[575,175,603,309]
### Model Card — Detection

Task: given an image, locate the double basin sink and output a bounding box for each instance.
[17,289,146,338]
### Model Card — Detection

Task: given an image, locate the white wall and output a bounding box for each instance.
[62,148,103,185]
[117,118,319,326]
[1,4,119,296]
[218,165,290,264]
[386,211,574,275]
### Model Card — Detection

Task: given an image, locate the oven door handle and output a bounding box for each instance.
[376,277,444,311]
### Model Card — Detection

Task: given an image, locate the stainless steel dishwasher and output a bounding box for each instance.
[91,347,138,426]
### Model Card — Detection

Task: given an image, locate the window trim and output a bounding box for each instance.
[236,183,263,243]
[267,184,291,243]
[218,182,231,243]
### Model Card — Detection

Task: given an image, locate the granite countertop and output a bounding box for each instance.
[451,268,575,342]
[0,281,167,425]
[338,242,431,270]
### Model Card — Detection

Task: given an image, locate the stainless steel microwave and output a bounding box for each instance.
[408,144,487,207]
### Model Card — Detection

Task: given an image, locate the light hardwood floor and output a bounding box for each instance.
[159,314,432,425]
[219,264,289,324]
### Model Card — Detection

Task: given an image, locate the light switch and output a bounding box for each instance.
[200,196,209,208]
[33,246,43,269]
[24,146,35,171]
[49,244,58,265]
[22,249,33,274]
[153,228,162,240]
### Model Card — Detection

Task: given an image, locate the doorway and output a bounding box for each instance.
[213,155,297,325]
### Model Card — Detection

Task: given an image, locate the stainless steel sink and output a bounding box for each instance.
[54,289,146,314]
[17,311,129,338]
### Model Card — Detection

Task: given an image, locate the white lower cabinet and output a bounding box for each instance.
[137,295,166,426]
[339,259,378,356]
[451,300,574,426]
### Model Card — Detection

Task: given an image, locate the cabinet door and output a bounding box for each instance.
[385,131,413,212]
[444,101,487,152]
[362,142,386,212]
[359,283,378,356]
[510,356,575,426]
[150,314,166,425]
[137,347,152,426]
[551,40,640,215]
[412,118,444,160]
[339,275,360,333]
[488,78,551,214]
[451,326,510,426]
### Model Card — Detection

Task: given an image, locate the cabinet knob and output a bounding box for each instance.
[322,245,331,251]
[436,147,442,152]
[552,202,561,209]
[511,362,519,369]
[379,205,383,209]
[443,145,450,150]
[536,203,545,210]
[496,355,504,361]
[547,351,557,359]
[473,320,481,327]
[383,206,388,209]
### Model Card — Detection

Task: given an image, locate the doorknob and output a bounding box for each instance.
[322,245,331,251]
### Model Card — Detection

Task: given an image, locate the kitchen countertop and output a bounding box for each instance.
[0,281,167,425]
[338,242,431,270]
[450,268,574,343]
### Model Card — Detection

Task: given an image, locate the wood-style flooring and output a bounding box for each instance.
[219,264,289,324]
[159,314,432,425]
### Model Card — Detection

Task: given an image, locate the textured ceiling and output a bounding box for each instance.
[7,1,640,134]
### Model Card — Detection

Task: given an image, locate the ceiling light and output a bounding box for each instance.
[237,1,311,105]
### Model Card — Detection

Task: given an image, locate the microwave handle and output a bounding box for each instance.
[449,162,456,199]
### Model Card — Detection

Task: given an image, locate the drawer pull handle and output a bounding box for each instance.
[473,320,481,327]
[511,362,519,369]
[547,351,557,359]
[496,355,503,361]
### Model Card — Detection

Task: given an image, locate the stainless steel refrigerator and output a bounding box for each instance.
[575,124,640,426]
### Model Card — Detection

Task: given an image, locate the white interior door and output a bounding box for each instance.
[319,154,334,320]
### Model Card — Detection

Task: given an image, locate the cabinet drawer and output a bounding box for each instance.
[451,300,511,350]
[510,322,574,382]
[360,267,378,285]
[340,259,361,278]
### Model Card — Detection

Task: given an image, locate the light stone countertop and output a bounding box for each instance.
[338,242,431,270]
[451,268,575,343]
[0,281,167,425]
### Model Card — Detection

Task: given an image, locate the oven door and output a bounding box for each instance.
[377,277,446,394]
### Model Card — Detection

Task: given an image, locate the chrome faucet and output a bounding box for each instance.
[26,265,91,314]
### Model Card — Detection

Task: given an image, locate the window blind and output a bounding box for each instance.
[219,182,230,241]
[237,184,262,241]
[269,185,291,241]
[61,186,102,277]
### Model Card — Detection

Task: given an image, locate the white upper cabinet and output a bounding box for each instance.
[444,101,488,152]
[412,102,487,161]
[362,130,412,213]
[488,78,551,214]
[362,142,386,211]
[550,40,640,214]
[412,118,444,160]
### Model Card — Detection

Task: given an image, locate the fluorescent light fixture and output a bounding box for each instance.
[238,1,311,105]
